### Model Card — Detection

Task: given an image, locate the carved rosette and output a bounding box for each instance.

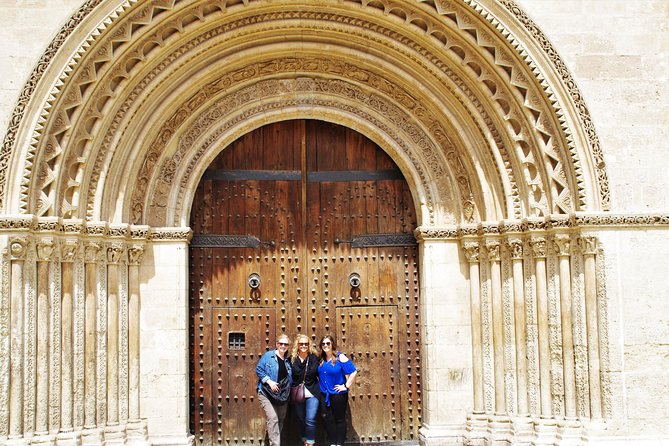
[9,237,29,261]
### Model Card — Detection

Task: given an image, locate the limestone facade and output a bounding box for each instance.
[0,1,667,445]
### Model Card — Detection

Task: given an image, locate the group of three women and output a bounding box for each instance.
[256,333,358,446]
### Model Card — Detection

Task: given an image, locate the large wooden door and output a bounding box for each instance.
[189,120,420,445]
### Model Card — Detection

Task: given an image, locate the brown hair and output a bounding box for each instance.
[318,334,338,365]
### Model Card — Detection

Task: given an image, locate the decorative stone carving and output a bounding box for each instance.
[36,239,55,261]
[463,241,481,263]
[83,242,102,263]
[577,236,598,255]
[60,240,79,262]
[552,234,571,257]
[529,237,547,258]
[485,240,501,262]
[506,238,524,260]
[127,245,145,266]
[9,237,29,260]
[106,243,125,265]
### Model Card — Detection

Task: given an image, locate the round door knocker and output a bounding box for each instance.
[349,272,361,288]
[349,272,361,299]
[248,273,261,289]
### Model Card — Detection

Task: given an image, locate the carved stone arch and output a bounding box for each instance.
[0,0,609,222]
[147,89,458,228]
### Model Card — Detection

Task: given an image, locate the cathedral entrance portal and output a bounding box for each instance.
[188,120,421,444]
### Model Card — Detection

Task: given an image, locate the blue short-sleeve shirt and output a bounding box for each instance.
[318,354,357,400]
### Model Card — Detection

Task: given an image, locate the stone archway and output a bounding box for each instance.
[0,1,614,446]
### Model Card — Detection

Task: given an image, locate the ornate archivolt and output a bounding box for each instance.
[0,0,609,226]
[0,0,630,445]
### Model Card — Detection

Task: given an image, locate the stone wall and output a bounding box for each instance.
[0,1,668,445]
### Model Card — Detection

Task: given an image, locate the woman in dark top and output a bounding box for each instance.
[317,334,357,446]
[290,334,321,446]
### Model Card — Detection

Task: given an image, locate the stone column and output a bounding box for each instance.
[579,235,602,419]
[553,234,576,418]
[507,237,528,415]
[126,244,147,441]
[463,241,483,413]
[83,242,100,432]
[35,239,55,437]
[529,236,551,416]
[8,238,28,438]
[106,244,123,427]
[59,240,78,441]
[485,239,505,414]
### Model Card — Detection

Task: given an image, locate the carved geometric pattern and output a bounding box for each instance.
[0,0,610,225]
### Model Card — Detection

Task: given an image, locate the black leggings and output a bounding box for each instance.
[320,393,348,445]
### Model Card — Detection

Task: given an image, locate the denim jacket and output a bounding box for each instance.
[256,349,292,393]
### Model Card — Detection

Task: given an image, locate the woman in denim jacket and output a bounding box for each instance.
[256,334,293,446]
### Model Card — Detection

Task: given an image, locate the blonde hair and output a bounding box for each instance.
[291,334,318,360]
[277,334,290,345]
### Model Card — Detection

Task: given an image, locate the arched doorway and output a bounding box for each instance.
[188,120,421,444]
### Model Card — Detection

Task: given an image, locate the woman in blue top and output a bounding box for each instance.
[317,334,357,446]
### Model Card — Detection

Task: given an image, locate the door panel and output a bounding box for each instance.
[214,308,276,444]
[337,306,399,443]
[189,120,420,445]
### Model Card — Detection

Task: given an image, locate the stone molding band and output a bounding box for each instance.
[0,212,667,241]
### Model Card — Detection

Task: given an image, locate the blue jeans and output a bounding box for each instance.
[293,395,319,444]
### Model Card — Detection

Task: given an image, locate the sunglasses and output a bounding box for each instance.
[298,343,309,346]
[321,341,332,346]
[277,342,289,346]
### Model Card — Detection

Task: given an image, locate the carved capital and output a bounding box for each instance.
[462,241,480,263]
[506,237,524,259]
[485,240,501,262]
[107,243,126,264]
[9,237,29,260]
[84,242,102,263]
[127,244,146,266]
[60,239,79,263]
[529,237,547,258]
[577,235,598,255]
[36,238,56,261]
[552,234,571,257]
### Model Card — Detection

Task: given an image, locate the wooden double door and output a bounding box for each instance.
[189,120,421,445]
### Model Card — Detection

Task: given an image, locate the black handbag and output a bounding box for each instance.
[262,375,291,405]
[290,357,308,404]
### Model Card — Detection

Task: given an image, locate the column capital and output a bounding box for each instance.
[577,235,598,255]
[529,236,548,258]
[506,237,524,259]
[127,244,146,266]
[485,239,501,262]
[60,239,79,262]
[83,241,102,263]
[36,238,56,261]
[462,240,480,263]
[107,242,126,265]
[552,234,571,257]
[9,237,29,260]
